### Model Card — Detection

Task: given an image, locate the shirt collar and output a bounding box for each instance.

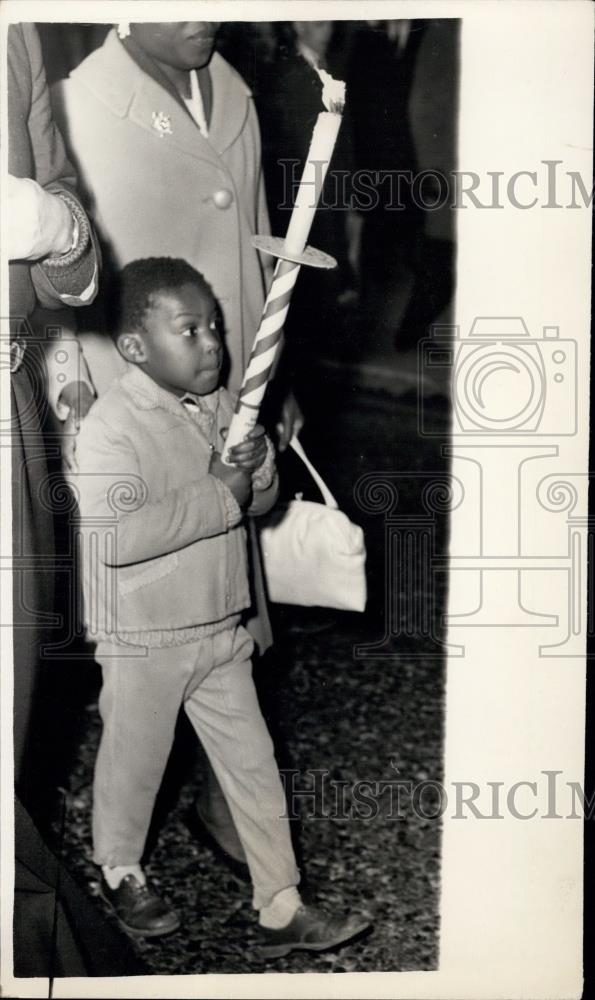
[181,389,220,412]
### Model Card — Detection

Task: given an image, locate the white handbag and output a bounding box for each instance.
[259,436,367,611]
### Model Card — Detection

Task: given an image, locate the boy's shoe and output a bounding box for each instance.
[99,874,181,938]
[258,905,370,959]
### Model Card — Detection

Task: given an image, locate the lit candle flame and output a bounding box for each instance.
[316,67,346,114]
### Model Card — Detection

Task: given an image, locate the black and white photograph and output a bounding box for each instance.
[0,2,592,997]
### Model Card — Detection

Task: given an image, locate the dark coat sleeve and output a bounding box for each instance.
[8,23,99,315]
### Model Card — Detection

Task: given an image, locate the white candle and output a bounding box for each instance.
[283,111,343,256]
[221,69,345,464]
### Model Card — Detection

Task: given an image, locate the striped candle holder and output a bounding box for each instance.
[221,238,336,463]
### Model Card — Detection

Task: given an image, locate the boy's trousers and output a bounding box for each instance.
[92,625,300,910]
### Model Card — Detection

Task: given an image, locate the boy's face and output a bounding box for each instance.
[133,283,223,397]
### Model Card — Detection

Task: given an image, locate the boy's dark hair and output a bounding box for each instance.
[115,257,211,336]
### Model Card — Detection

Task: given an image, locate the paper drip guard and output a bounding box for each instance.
[252,235,337,270]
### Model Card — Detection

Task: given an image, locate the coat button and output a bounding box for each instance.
[213,188,233,209]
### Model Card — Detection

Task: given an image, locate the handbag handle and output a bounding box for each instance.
[289,434,339,510]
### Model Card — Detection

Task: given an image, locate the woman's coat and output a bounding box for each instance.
[52,28,272,398]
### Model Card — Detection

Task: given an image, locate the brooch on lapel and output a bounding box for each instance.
[151,111,173,137]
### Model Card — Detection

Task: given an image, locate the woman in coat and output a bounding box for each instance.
[52,22,273,398]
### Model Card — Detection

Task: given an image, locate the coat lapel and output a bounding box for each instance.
[207,52,252,156]
[72,29,224,168]
[127,71,218,165]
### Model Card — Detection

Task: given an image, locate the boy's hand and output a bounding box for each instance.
[209,451,252,508]
[222,424,268,472]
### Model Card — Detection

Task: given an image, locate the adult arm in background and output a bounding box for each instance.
[7,23,100,459]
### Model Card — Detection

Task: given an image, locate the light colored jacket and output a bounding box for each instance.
[72,365,278,643]
[51,29,272,398]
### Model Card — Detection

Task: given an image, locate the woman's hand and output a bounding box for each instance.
[275,390,304,452]
[223,424,268,471]
[59,381,96,473]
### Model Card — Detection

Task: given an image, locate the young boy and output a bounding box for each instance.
[73,258,368,957]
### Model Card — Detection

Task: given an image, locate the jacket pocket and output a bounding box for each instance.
[117,551,179,595]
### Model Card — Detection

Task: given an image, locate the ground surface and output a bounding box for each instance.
[44,363,450,976]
